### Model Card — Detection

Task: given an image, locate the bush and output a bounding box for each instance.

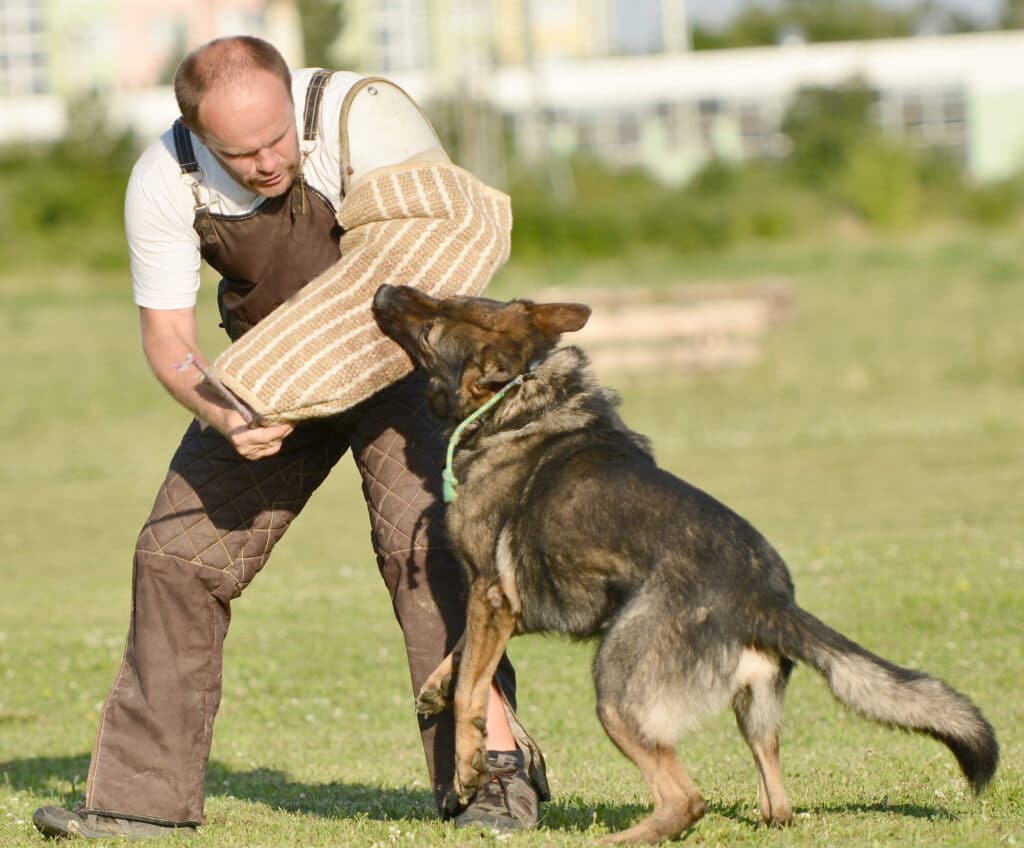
[837,136,922,228]
[0,92,137,274]
[508,156,825,261]
[961,178,1022,225]
[0,147,131,272]
[783,80,877,188]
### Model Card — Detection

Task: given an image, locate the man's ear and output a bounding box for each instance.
[528,302,591,337]
[179,117,204,143]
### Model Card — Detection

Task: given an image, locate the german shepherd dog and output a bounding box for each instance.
[372,284,998,844]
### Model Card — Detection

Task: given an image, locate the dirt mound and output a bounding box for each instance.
[533,281,794,374]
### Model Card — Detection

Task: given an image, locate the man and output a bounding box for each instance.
[33,35,547,841]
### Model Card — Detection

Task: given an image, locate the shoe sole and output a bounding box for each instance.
[33,806,195,841]
[33,806,105,839]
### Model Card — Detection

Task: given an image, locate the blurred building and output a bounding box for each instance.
[349,4,1024,186]
[3,1,1024,185]
[336,0,689,72]
[0,0,302,144]
[481,28,1024,185]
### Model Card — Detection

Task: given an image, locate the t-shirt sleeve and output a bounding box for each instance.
[125,147,203,310]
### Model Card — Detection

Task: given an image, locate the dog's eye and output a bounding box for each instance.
[418,321,434,343]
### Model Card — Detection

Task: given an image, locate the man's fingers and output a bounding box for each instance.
[264,422,294,439]
[229,422,293,460]
[243,442,283,461]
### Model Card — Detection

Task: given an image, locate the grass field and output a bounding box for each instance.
[2,228,1022,846]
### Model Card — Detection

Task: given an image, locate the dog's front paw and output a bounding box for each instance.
[442,786,464,818]
[454,727,489,804]
[414,673,453,716]
[454,750,489,805]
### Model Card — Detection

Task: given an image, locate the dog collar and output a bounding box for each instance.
[442,368,533,503]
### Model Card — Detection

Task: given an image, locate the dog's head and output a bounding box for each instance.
[373,284,590,421]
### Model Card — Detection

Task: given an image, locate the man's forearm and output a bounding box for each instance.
[139,305,294,460]
[152,350,237,431]
[139,306,238,434]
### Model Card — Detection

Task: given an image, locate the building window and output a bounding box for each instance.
[0,0,47,96]
[617,112,640,146]
[874,86,968,166]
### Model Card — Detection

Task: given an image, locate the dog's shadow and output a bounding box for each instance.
[540,795,953,836]
[5,754,953,833]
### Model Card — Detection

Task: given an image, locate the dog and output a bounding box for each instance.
[371,283,998,844]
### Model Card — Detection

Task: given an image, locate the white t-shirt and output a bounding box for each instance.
[125,69,363,310]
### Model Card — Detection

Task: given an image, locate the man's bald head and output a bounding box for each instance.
[174,36,293,134]
[173,36,300,198]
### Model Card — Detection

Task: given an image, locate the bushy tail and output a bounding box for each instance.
[770,606,998,793]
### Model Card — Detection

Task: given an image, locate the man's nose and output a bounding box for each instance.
[254,148,277,172]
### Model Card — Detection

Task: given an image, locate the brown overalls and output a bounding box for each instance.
[82,72,545,827]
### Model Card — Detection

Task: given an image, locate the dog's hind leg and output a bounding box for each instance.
[731,647,794,827]
[595,702,706,844]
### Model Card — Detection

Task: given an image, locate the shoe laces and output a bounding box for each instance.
[477,761,520,808]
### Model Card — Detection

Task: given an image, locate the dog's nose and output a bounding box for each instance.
[372,284,395,313]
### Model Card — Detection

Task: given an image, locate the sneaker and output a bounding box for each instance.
[32,806,195,841]
[453,750,540,832]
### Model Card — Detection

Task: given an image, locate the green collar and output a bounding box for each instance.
[442,373,527,503]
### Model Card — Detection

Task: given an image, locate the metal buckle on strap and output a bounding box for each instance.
[290,173,307,216]
[175,119,220,244]
[295,71,333,216]
[194,207,220,245]
[188,180,220,244]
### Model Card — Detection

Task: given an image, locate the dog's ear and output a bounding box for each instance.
[528,302,591,337]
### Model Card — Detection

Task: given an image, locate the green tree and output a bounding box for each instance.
[692,5,781,49]
[1000,0,1024,28]
[781,79,877,187]
[297,0,345,68]
[692,0,916,49]
[786,0,915,42]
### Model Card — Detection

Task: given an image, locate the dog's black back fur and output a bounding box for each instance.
[453,344,798,639]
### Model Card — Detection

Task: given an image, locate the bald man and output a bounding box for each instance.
[33,36,547,841]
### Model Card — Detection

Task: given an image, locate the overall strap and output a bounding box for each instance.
[172,118,219,245]
[303,70,334,142]
[293,69,335,215]
[172,119,200,174]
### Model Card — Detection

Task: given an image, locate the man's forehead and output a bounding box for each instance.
[197,72,294,147]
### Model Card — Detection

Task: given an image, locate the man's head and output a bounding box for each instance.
[174,36,300,197]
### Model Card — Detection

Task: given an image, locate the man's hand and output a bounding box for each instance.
[220,410,294,461]
[140,305,297,460]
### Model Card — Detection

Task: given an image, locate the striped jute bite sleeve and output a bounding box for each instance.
[209,159,512,423]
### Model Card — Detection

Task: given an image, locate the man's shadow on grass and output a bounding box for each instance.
[1,755,435,822]
[3,754,954,831]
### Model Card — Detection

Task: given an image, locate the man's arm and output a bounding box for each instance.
[139,305,293,460]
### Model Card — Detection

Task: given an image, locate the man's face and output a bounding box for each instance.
[194,70,300,197]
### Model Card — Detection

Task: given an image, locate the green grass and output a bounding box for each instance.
[2,228,1022,846]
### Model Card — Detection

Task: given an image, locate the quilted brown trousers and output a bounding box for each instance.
[82,374,523,825]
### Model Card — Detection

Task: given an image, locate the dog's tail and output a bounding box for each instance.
[768,605,998,793]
